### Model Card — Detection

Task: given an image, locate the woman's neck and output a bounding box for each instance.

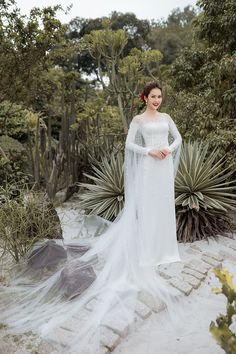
[144,107,160,116]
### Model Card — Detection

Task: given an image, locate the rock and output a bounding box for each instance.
[135,301,152,319]
[185,248,202,256]
[184,259,211,274]
[47,326,76,348]
[181,273,201,289]
[138,291,165,313]
[169,277,193,295]
[201,255,222,268]
[54,190,67,204]
[58,259,96,300]
[66,243,90,258]
[218,236,236,251]
[202,252,224,262]
[100,346,110,354]
[219,249,236,263]
[102,314,129,337]
[190,244,203,253]
[158,270,172,280]
[79,215,111,238]
[28,240,67,269]
[157,263,183,278]
[60,310,89,332]
[85,297,98,312]
[181,268,205,281]
[100,326,121,351]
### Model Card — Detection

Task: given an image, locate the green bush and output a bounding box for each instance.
[0,135,29,186]
[0,185,62,262]
[0,101,33,142]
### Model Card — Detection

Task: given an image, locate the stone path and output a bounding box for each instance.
[42,234,236,354]
[1,197,236,354]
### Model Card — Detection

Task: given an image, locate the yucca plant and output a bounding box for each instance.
[175,141,236,242]
[78,152,124,221]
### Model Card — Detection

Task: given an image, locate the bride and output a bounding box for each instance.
[0,81,183,353]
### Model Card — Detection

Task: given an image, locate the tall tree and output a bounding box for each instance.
[0,0,66,106]
[147,6,197,64]
[168,0,236,168]
[81,23,163,132]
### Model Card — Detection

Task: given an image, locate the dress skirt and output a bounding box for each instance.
[136,153,181,267]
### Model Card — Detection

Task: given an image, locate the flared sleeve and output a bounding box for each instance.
[166,115,182,153]
[164,114,182,178]
[125,119,152,155]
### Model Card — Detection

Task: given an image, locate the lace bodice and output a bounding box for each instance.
[125,113,182,155]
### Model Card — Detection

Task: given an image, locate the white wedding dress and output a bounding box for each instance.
[0,112,183,354]
[125,113,182,266]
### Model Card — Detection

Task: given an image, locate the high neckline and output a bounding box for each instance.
[139,112,164,122]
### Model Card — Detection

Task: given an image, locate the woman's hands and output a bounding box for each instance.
[148,148,171,160]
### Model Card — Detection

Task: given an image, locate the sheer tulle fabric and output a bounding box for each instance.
[0,113,183,354]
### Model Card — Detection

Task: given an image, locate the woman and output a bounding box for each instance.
[0,81,183,354]
[125,81,182,266]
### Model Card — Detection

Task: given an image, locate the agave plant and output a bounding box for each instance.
[175,141,236,242]
[78,152,124,221]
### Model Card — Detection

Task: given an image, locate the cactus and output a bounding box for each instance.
[210,267,236,354]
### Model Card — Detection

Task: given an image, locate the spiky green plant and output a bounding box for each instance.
[210,267,236,354]
[175,141,236,242]
[78,152,124,221]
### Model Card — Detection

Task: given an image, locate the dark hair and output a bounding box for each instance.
[143,81,162,99]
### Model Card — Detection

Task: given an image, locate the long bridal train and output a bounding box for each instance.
[0,113,184,353]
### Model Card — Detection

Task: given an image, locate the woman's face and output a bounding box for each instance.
[145,88,162,111]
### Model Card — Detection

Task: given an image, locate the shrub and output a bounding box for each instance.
[0,184,62,262]
[0,135,29,186]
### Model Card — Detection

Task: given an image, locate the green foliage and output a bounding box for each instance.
[0,101,34,140]
[68,12,151,75]
[0,0,66,104]
[79,152,124,221]
[169,0,236,176]
[195,0,236,53]
[167,86,236,169]
[210,267,236,354]
[75,92,123,137]
[81,26,164,130]
[175,141,236,242]
[0,135,29,186]
[79,140,236,237]
[175,141,236,212]
[0,184,62,262]
[148,6,197,64]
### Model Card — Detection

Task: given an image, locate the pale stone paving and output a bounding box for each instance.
[1,234,236,353]
[41,234,236,354]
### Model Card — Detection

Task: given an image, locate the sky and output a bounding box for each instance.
[16,0,198,23]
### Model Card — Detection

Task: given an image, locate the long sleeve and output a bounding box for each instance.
[125,120,151,155]
[166,115,182,153]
